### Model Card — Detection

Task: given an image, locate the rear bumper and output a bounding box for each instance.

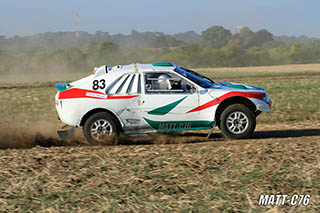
[55,93,80,127]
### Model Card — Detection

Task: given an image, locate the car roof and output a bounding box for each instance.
[107,63,175,73]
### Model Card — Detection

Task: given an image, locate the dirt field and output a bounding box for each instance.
[0,123,319,212]
[0,64,319,212]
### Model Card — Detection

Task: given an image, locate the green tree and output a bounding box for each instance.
[221,44,244,66]
[233,27,255,49]
[199,47,224,67]
[288,43,310,63]
[201,26,232,48]
[245,47,272,66]
[234,27,274,49]
[308,40,320,63]
[151,35,185,48]
[64,47,87,69]
[252,29,274,47]
[268,46,290,65]
[92,41,119,66]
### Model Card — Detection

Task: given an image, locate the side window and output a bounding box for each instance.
[145,72,194,94]
[106,73,141,95]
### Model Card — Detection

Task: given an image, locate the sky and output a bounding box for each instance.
[1,0,320,38]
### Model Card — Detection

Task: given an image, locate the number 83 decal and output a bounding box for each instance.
[92,79,106,90]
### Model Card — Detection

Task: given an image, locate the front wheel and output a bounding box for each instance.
[220,104,256,139]
[83,112,120,145]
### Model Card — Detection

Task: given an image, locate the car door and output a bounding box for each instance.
[140,71,212,132]
[105,72,142,132]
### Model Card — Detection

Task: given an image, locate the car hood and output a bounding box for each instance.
[211,81,265,91]
[203,81,266,97]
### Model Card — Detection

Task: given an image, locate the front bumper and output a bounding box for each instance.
[250,98,271,113]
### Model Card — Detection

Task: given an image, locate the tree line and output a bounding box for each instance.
[1,26,320,74]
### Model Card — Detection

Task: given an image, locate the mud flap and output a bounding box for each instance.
[207,128,215,138]
[57,126,75,139]
[207,123,216,138]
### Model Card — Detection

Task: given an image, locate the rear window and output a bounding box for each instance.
[106,73,141,95]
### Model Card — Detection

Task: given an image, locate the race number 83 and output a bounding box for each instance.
[92,79,106,90]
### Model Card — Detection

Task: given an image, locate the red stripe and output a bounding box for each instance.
[187,91,265,113]
[58,88,139,100]
[58,88,105,100]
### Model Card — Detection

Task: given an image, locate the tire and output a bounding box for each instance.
[83,112,120,145]
[220,104,256,139]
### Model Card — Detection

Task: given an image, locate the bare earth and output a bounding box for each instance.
[0,121,319,212]
[0,65,319,212]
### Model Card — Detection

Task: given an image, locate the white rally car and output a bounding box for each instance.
[55,62,271,143]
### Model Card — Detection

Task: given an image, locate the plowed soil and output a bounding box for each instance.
[0,67,319,212]
[0,121,319,212]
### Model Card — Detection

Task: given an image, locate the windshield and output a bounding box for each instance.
[174,66,214,88]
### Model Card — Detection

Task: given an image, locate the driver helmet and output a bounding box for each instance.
[157,74,172,90]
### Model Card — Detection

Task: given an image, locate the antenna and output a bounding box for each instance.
[75,11,79,38]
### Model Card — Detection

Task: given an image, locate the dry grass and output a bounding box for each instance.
[0,128,319,212]
[0,72,88,86]
[195,63,320,80]
[0,64,320,212]
[196,63,320,73]
[1,75,319,126]
[1,63,320,86]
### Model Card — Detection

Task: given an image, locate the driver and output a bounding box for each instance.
[157,74,172,90]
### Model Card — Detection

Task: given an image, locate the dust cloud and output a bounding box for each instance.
[0,120,86,149]
[0,118,218,149]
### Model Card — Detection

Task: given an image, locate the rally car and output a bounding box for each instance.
[55,62,271,144]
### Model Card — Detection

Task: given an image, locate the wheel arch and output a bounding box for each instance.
[79,108,124,131]
[215,96,257,127]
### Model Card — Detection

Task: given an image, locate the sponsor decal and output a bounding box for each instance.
[187,91,266,113]
[158,122,192,130]
[143,117,214,131]
[148,96,187,115]
[107,95,138,99]
[258,194,311,206]
[86,92,107,99]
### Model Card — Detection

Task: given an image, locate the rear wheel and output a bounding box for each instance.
[220,104,256,139]
[83,112,120,145]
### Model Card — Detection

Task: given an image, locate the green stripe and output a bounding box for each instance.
[148,96,187,115]
[227,85,247,90]
[152,62,173,66]
[144,117,215,132]
[224,84,247,90]
[249,85,265,91]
